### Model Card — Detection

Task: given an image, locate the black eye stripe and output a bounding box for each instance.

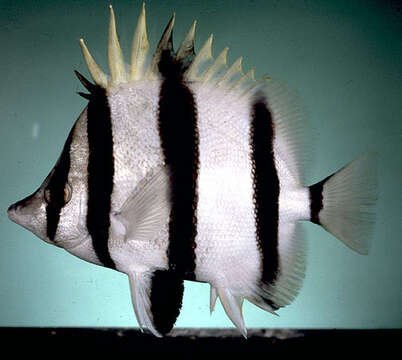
[45,125,75,241]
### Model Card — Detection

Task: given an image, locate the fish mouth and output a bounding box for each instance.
[7,202,19,223]
[7,200,34,232]
[7,192,36,224]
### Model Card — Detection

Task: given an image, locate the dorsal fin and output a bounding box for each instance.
[146,13,176,79]
[78,4,268,95]
[176,20,196,67]
[108,5,127,86]
[130,3,150,81]
[199,47,228,83]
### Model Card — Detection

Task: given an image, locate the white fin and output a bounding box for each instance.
[200,47,228,83]
[216,288,247,338]
[176,20,197,63]
[247,295,279,316]
[185,34,213,80]
[257,222,307,309]
[318,154,377,255]
[230,67,255,91]
[128,272,162,337]
[257,79,313,185]
[209,286,218,314]
[216,56,243,87]
[146,13,176,79]
[78,5,266,93]
[108,5,127,86]
[114,166,170,244]
[79,38,108,88]
[240,74,270,98]
[130,3,150,81]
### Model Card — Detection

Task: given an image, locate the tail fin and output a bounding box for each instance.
[309,154,377,255]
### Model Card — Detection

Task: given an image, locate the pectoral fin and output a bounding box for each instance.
[113,166,171,245]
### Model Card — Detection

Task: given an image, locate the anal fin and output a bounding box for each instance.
[128,270,184,337]
[150,270,184,336]
[128,272,161,337]
[216,288,247,338]
[209,286,218,314]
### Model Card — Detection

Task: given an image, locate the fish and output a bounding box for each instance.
[7,4,377,338]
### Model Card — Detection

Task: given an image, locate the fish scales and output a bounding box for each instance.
[194,82,261,294]
[7,4,377,338]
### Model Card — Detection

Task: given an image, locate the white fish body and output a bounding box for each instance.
[7,5,377,337]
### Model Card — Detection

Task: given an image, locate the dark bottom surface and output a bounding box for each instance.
[0,328,399,355]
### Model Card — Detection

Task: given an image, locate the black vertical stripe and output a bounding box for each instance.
[45,125,75,241]
[150,270,184,335]
[86,87,116,269]
[250,96,280,297]
[157,50,199,280]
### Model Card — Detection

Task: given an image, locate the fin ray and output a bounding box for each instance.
[209,286,218,314]
[176,20,197,66]
[255,221,307,309]
[200,47,228,82]
[108,5,127,85]
[311,153,377,255]
[130,3,150,81]
[114,166,170,245]
[78,4,263,94]
[128,272,162,337]
[254,79,314,185]
[146,13,176,79]
[79,39,108,88]
[216,288,247,338]
[216,56,243,87]
[185,34,213,80]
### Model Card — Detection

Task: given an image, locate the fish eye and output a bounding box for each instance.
[44,182,72,205]
[44,188,52,204]
[63,182,72,204]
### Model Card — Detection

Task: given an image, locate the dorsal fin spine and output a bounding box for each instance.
[200,47,229,82]
[130,3,150,81]
[176,20,197,63]
[78,5,263,94]
[79,38,108,88]
[185,34,213,80]
[108,5,127,86]
[216,56,243,87]
[146,13,176,79]
[231,68,255,90]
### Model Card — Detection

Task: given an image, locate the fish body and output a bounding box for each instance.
[7,5,377,337]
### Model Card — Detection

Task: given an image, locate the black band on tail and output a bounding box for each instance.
[309,174,333,225]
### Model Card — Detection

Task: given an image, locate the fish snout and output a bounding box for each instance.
[7,193,36,223]
[7,202,19,223]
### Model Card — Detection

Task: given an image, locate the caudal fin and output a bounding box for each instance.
[309,154,377,255]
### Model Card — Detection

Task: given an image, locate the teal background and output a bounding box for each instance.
[0,0,401,329]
